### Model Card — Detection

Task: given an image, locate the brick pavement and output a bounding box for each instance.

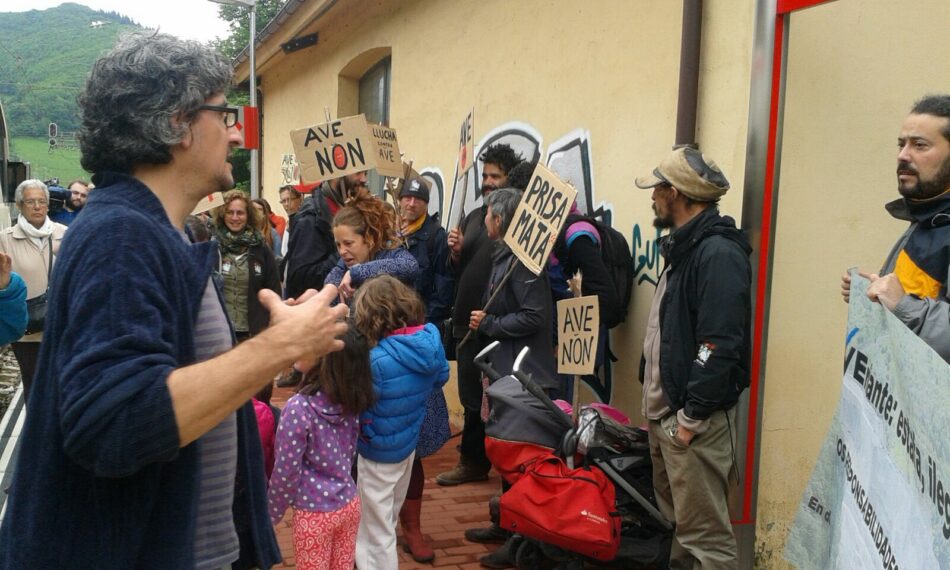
[270,386,500,569]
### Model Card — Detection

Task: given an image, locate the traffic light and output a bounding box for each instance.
[48,123,58,138]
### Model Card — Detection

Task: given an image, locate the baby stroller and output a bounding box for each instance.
[476,341,672,569]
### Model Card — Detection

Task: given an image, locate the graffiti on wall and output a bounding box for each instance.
[425,122,624,403]
[443,122,544,230]
[632,223,666,289]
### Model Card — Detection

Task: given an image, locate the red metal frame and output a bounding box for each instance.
[777,0,835,13]
[738,0,838,525]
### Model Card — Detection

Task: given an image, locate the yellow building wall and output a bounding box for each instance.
[754,0,950,566]
[256,0,754,422]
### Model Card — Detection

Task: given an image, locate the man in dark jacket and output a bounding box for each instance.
[0,33,349,569]
[400,175,454,325]
[438,143,523,488]
[635,147,751,570]
[283,171,368,299]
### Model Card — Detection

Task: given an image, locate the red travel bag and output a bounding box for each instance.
[499,454,621,561]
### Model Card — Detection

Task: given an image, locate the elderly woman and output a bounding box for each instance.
[469,187,558,395]
[212,190,280,341]
[0,179,68,399]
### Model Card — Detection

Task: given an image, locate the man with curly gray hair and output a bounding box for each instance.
[0,33,350,569]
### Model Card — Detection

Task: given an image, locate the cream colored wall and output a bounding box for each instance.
[257,0,754,422]
[755,0,950,566]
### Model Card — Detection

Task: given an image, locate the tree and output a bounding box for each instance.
[213,0,287,60]
[212,0,286,192]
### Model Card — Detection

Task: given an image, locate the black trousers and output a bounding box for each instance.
[11,341,40,402]
[455,335,490,468]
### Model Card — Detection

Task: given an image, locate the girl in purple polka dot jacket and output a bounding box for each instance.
[267,327,374,570]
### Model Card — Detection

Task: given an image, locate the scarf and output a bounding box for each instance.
[17,215,54,248]
[215,223,263,254]
[400,213,426,237]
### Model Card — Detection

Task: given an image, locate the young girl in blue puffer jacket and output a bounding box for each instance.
[351,275,449,570]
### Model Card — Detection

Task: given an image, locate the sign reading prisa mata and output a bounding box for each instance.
[503,163,577,275]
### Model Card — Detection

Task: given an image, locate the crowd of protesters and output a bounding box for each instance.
[0,29,946,570]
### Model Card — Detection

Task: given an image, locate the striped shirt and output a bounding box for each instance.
[192,277,239,569]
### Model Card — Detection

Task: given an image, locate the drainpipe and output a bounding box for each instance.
[675,0,703,150]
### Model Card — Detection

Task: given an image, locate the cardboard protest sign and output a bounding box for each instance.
[280,154,300,185]
[784,271,950,569]
[369,124,403,178]
[290,114,375,183]
[557,296,599,375]
[457,109,474,179]
[192,192,223,215]
[503,163,577,275]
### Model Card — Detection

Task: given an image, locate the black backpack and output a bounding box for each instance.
[560,214,634,328]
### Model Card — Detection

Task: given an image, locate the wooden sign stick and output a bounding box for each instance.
[455,169,470,231]
[384,177,396,207]
[570,270,584,415]
[324,107,332,122]
[456,261,519,350]
[391,160,413,213]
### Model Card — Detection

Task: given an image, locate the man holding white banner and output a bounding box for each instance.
[841,94,950,363]
[635,147,752,569]
[786,274,949,569]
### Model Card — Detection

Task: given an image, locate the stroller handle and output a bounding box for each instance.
[474,340,504,382]
[512,347,574,431]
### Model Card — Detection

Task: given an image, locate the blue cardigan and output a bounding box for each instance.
[358,323,449,463]
[0,172,281,569]
[0,272,27,345]
[325,246,419,289]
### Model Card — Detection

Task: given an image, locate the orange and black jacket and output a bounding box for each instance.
[881,192,950,363]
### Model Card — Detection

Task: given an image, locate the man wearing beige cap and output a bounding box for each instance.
[635,147,752,569]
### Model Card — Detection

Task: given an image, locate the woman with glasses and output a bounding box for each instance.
[212,190,281,342]
[0,179,68,400]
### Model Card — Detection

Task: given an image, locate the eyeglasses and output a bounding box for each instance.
[198,104,240,128]
[22,199,48,207]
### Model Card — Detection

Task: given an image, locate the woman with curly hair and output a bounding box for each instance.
[324,187,418,303]
[213,190,280,341]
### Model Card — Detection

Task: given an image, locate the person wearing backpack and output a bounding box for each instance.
[550,203,630,400]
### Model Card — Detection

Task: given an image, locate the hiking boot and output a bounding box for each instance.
[399,499,435,563]
[464,523,509,544]
[478,535,517,569]
[435,458,490,486]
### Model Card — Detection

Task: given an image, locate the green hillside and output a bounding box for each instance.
[10,136,87,184]
[0,3,141,138]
